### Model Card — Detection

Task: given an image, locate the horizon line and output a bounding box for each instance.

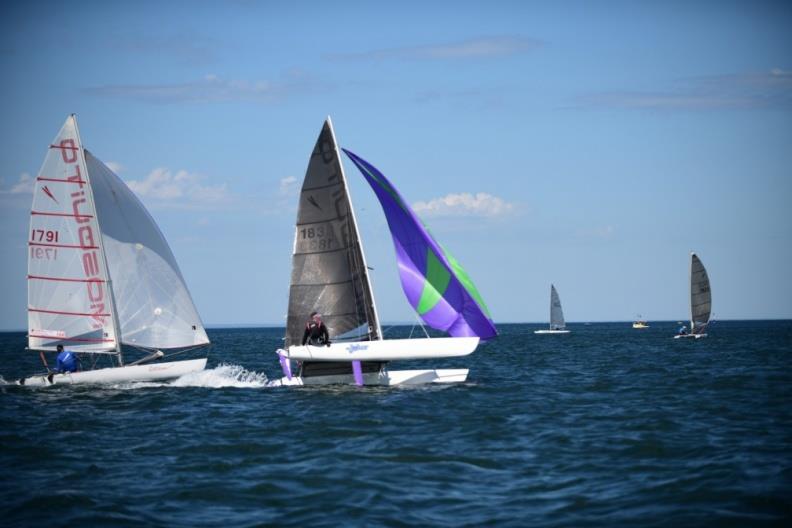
[1,317,790,333]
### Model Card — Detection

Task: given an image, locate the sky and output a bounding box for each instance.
[1,0,790,330]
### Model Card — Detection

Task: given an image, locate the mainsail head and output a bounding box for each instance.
[550,284,565,330]
[343,149,497,341]
[689,252,711,333]
[87,152,209,349]
[27,115,118,352]
[286,119,380,347]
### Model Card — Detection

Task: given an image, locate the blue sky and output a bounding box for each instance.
[1,0,790,330]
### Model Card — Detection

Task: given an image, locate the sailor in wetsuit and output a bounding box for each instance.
[302,312,330,346]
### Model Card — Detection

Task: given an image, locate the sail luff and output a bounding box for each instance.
[326,117,382,341]
[688,252,693,329]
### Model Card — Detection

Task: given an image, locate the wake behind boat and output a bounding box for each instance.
[274,118,497,387]
[19,115,210,386]
[674,252,712,339]
[534,284,570,334]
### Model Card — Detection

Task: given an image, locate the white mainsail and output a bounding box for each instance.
[550,284,566,330]
[28,116,118,353]
[87,152,209,349]
[27,115,208,355]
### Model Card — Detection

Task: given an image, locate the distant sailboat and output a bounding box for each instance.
[674,252,711,339]
[275,118,496,386]
[632,315,649,329]
[534,284,570,334]
[19,115,210,385]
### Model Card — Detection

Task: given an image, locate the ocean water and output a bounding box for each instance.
[1,321,790,527]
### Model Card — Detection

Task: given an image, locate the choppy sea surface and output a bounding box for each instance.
[1,321,790,527]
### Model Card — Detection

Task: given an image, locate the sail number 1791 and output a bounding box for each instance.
[31,229,60,243]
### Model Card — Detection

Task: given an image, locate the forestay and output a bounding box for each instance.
[690,253,711,333]
[343,149,497,341]
[550,284,565,330]
[87,152,209,349]
[27,116,118,353]
[286,119,380,347]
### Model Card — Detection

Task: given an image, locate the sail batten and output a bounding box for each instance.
[343,149,497,341]
[285,119,380,347]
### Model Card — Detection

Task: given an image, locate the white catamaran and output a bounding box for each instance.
[534,284,570,334]
[19,115,210,386]
[674,252,711,339]
[275,118,497,386]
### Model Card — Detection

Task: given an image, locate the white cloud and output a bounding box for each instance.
[413,192,515,218]
[279,176,298,196]
[105,161,124,174]
[0,173,34,194]
[126,168,230,208]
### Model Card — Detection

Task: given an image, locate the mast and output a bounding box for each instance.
[688,252,694,331]
[326,116,383,341]
[72,114,124,365]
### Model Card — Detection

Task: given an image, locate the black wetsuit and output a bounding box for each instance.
[302,321,330,346]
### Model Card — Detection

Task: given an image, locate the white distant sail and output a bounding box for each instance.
[28,117,118,353]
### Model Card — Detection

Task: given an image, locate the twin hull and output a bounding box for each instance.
[278,336,479,386]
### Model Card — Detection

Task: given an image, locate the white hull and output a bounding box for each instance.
[534,329,570,334]
[277,368,469,387]
[673,333,707,339]
[282,336,479,362]
[18,358,207,386]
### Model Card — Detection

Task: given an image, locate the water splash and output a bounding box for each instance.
[102,364,272,390]
[169,363,270,388]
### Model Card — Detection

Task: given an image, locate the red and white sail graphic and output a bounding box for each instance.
[27,116,118,352]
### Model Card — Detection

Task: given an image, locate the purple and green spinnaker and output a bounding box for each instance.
[343,149,497,342]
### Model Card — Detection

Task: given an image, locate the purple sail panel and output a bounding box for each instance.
[343,149,497,341]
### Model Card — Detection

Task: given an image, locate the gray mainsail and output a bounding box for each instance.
[689,253,711,333]
[285,118,380,347]
[550,284,566,330]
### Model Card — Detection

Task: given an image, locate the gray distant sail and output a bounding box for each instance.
[690,253,711,333]
[285,118,380,347]
[550,284,565,330]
